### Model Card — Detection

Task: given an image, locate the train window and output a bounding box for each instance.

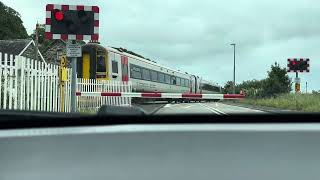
[151,71,158,82]
[171,76,176,85]
[158,73,165,83]
[181,79,185,87]
[96,55,106,73]
[186,80,190,87]
[176,77,181,86]
[165,74,171,84]
[130,65,142,79]
[112,61,118,73]
[142,68,151,81]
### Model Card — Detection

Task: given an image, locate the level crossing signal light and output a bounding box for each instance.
[53,10,64,21]
[52,9,93,34]
[287,58,310,73]
[45,4,99,41]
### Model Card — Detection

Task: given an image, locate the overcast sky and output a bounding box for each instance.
[2,0,318,91]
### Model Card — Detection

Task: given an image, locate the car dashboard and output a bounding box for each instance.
[0,110,319,180]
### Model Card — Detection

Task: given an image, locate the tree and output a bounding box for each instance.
[223,81,234,94]
[29,25,87,55]
[236,79,265,98]
[262,62,291,97]
[312,90,320,95]
[29,25,52,54]
[225,62,291,98]
[0,2,28,39]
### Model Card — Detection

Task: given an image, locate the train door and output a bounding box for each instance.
[96,50,109,80]
[110,53,121,81]
[121,56,129,82]
[82,53,90,79]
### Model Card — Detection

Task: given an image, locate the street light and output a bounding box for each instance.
[230,43,236,94]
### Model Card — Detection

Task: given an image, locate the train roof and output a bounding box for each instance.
[84,43,219,85]
[82,43,105,49]
[105,46,191,77]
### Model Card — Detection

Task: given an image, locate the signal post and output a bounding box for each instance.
[45,4,100,112]
[59,56,68,112]
[287,58,310,93]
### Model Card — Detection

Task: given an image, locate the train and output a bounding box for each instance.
[76,43,222,97]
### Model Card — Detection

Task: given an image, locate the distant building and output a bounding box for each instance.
[0,39,45,63]
[41,39,66,65]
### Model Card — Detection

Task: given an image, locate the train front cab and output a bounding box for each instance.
[77,43,110,80]
[108,51,129,82]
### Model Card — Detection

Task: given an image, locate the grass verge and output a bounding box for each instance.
[240,94,320,112]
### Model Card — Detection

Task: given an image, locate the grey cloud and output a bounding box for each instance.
[2,0,320,89]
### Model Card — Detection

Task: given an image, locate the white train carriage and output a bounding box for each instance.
[79,43,221,95]
[106,47,192,93]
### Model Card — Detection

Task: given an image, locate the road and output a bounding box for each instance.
[155,102,267,115]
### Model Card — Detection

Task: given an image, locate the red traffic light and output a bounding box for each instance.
[45,4,100,41]
[292,61,296,65]
[54,10,64,21]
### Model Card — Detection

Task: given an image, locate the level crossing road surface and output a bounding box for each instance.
[155,102,267,115]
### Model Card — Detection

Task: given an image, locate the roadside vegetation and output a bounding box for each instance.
[240,93,320,112]
[0,2,28,39]
[223,62,320,112]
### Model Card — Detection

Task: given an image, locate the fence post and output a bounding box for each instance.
[54,65,57,112]
[13,55,18,109]
[26,58,30,110]
[35,60,38,111]
[8,54,14,109]
[0,53,2,109]
[3,54,8,109]
[44,63,48,111]
[47,64,51,112]
[29,59,35,110]
[20,56,25,110]
[36,61,41,111]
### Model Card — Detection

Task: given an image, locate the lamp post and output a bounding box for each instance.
[230,43,236,94]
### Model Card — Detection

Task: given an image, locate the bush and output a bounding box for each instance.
[242,94,320,112]
[234,62,291,98]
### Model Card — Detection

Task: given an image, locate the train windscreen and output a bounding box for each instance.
[96,51,107,79]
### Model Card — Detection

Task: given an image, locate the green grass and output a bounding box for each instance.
[240,94,320,112]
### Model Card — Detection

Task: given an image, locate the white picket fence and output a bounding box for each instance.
[77,79,132,112]
[0,52,131,113]
[0,53,72,112]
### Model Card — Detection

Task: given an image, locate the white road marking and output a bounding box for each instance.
[200,103,228,115]
[216,103,266,114]
[164,103,182,108]
[199,103,223,115]
[171,103,183,108]
[209,105,228,115]
[183,105,193,109]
